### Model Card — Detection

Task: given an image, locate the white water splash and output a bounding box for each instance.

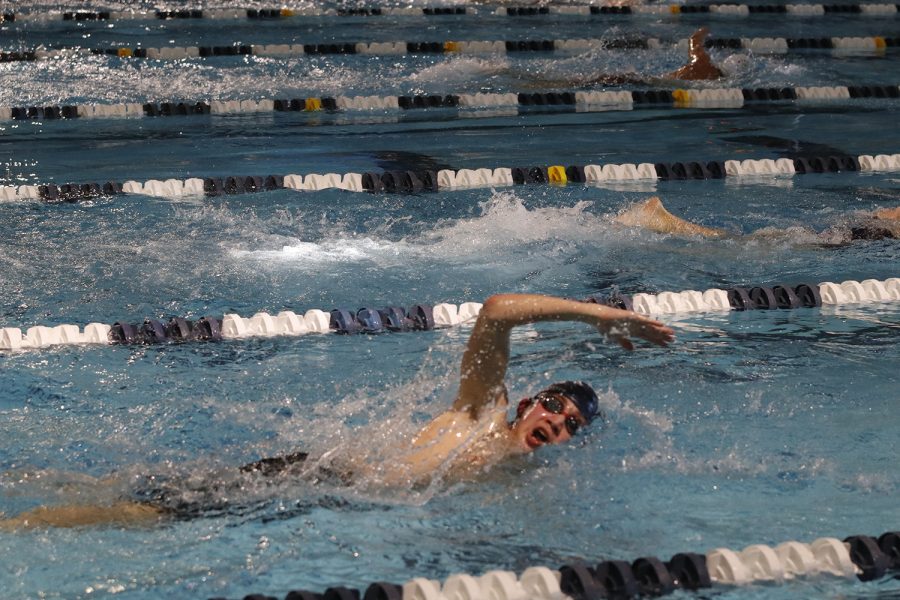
[229,189,613,268]
[231,236,412,266]
[419,190,603,254]
[408,56,511,88]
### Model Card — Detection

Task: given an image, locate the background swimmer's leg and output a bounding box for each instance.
[614,197,727,238]
[583,73,647,87]
[0,502,164,530]
[239,451,309,477]
[369,151,456,174]
[719,135,850,160]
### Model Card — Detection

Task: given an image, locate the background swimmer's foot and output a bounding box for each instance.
[614,197,727,238]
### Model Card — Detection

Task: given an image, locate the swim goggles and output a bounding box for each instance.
[535,393,584,437]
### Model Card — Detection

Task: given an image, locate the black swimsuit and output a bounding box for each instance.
[131,451,314,519]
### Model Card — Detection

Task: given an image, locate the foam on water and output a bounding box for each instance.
[231,190,612,267]
[232,236,411,266]
[407,55,511,91]
[417,190,606,253]
[0,56,366,105]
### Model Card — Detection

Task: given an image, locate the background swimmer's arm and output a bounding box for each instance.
[615,197,727,238]
[688,27,712,60]
[453,294,674,417]
[665,27,723,81]
[872,206,900,221]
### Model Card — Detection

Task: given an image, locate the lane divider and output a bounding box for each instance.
[1,3,897,23]
[214,530,899,599]
[1,35,896,63]
[2,279,898,352]
[507,3,900,17]
[0,302,481,351]
[2,84,899,125]
[0,7,471,23]
[2,153,900,202]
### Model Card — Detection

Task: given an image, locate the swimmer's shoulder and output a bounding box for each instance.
[412,409,477,447]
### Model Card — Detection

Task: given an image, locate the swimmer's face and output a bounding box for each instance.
[510,393,588,452]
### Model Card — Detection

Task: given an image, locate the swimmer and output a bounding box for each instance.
[0,294,674,529]
[521,27,728,88]
[614,196,900,243]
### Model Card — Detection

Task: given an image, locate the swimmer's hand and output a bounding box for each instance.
[592,309,675,351]
[691,27,711,45]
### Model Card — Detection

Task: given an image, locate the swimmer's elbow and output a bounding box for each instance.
[479,294,520,320]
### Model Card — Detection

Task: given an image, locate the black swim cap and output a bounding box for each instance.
[544,381,600,424]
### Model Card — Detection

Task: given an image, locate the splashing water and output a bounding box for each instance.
[230,190,612,268]
[407,56,512,90]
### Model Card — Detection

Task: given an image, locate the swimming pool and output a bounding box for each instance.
[1,2,899,599]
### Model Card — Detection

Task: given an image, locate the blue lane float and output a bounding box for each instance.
[1,279,898,352]
[209,530,900,600]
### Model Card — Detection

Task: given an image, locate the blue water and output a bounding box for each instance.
[1,4,899,600]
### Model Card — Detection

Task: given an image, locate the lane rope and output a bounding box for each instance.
[2,153,900,202]
[210,530,900,599]
[1,34,896,63]
[2,278,898,352]
[1,3,898,23]
[2,83,899,125]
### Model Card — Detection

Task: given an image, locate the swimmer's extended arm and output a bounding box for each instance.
[453,294,675,417]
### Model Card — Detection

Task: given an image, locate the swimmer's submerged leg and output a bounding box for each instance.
[0,501,165,530]
[614,197,727,238]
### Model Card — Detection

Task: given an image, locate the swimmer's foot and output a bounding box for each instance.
[614,197,727,238]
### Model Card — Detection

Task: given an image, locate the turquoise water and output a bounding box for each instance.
[1,4,899,600]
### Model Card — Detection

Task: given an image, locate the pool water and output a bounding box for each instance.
[1,3,899,599]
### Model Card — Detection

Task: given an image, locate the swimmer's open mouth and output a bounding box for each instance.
[527,425,552,448]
